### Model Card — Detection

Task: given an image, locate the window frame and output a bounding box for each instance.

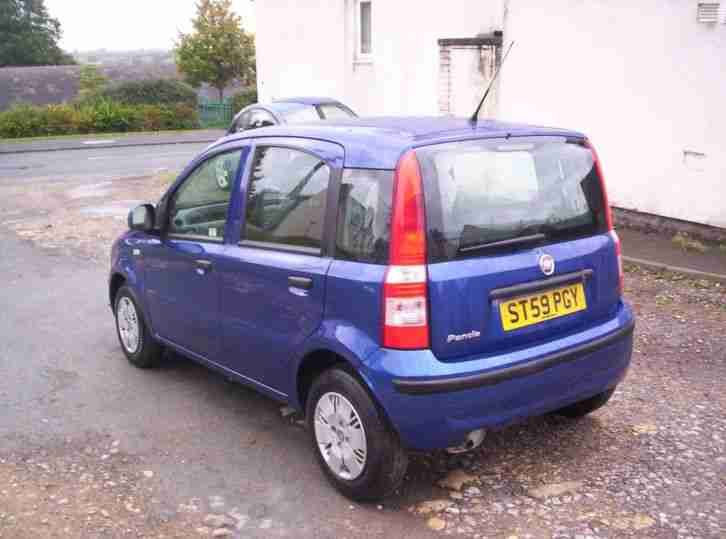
[355,0,372,62]
[238,142,341,257]
[164,147,244,244]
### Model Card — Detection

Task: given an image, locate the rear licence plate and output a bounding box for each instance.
[499,282,587,331]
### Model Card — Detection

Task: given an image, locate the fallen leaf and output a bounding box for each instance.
[528,480,583,500]
[632,423,658,435]
[437,469,477,491]
[427,517,446,531]
[632,514,656,530]
[416,499,453,514]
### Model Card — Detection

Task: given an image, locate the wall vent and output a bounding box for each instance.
[697,2,720,23]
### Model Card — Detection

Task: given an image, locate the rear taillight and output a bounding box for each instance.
[383,150,429,349]
[586,139,623,295]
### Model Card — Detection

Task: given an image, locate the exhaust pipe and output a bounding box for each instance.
[445,428,486,454]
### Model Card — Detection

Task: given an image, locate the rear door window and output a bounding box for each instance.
[243,146,330,253]
[416,137,608,262]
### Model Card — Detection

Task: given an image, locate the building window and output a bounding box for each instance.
[358,1,372,58]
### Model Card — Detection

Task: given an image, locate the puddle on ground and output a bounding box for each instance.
[67,181,113,199]
[80,200,141,218]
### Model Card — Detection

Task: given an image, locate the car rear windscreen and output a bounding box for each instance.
[416,137,609,262]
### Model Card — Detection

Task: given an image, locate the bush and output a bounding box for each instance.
[230,87,258,113]
[0,101,200,139]
[97,79,198,107]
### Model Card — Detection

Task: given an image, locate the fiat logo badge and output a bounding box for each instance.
[539,254,555,276]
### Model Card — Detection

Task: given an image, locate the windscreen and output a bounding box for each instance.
[416,137,608,262]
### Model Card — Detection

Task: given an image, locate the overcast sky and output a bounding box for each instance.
[45,0,256,52]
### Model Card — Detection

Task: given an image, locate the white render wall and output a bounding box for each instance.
[254,0,726,228]
[500,0,726,228]
[255,0,504,114]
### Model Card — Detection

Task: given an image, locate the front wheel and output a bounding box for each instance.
[554,388,616,418]
[307,368,408,501]
[114,285,162,369]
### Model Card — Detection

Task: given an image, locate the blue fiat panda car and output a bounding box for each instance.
[110,117,634,501]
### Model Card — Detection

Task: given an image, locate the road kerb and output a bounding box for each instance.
[0,138,218,155]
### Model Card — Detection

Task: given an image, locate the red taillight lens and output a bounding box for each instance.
[587,139,624,295]
[389,151,427,266]
[383,150,429,349]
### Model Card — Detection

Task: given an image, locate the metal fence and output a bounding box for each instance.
[197,102,233,128]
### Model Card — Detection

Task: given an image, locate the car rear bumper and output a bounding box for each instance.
[362,302,634,450]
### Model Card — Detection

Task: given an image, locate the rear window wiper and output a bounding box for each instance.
[458,232,547,253]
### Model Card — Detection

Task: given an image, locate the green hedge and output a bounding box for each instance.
[230,87,258,114]
[96,79,198,107]
[0,101,199,138]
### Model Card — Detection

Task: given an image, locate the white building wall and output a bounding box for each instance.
[254,0,348,102]
[255,0,504,114]
[254,0,726,228]
[499,0,726,228]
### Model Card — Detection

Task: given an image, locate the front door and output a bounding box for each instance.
[144,148,244,359]
[216,140,341,394]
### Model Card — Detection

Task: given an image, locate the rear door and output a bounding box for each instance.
[216,138,342,392]
[416,136,621,361]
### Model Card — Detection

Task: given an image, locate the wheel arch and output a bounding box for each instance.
[293,347,399,439]
[109,272,127,307]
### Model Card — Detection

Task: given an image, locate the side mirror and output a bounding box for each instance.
[128,204,156,232]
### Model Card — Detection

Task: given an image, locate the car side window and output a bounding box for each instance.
[235,111,251,132]
[167,150,241,241]
[248,109,276,130]
[336,169,393,264]
[243,146,330,253]
[319,104,355,120]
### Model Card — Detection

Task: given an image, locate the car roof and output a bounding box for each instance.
[211,116,586,169]
[273,96,344,106]
[243,101,313,117]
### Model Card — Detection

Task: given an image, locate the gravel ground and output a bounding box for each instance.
[1,174,724,538]
[399,265,726,538]
[0,173,174,261]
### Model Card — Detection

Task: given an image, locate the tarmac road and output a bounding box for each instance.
[0,143,209,184]
[0,140,438,538]
[0,228,436,538]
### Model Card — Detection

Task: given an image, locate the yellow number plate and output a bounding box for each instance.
[499,282,587,331]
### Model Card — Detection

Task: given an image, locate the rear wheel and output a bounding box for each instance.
[114,285,162,368]
[307,368,408,501]
[554,388,615,418]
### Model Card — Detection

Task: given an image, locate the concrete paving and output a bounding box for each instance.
[619,227,726,280]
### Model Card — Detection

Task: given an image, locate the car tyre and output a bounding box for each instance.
[306,367,408,501]
[114,285,162,369]
[554,388,615,418]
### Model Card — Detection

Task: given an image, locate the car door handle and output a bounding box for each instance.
[288,276,313,290]
[195,259,213,274]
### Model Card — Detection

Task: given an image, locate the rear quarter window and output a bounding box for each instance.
[335,169,393,264]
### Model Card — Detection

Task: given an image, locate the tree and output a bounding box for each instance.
[0,0,76,66]
[174,0,255,102]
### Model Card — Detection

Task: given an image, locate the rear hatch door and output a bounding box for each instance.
[416,136,621,362]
